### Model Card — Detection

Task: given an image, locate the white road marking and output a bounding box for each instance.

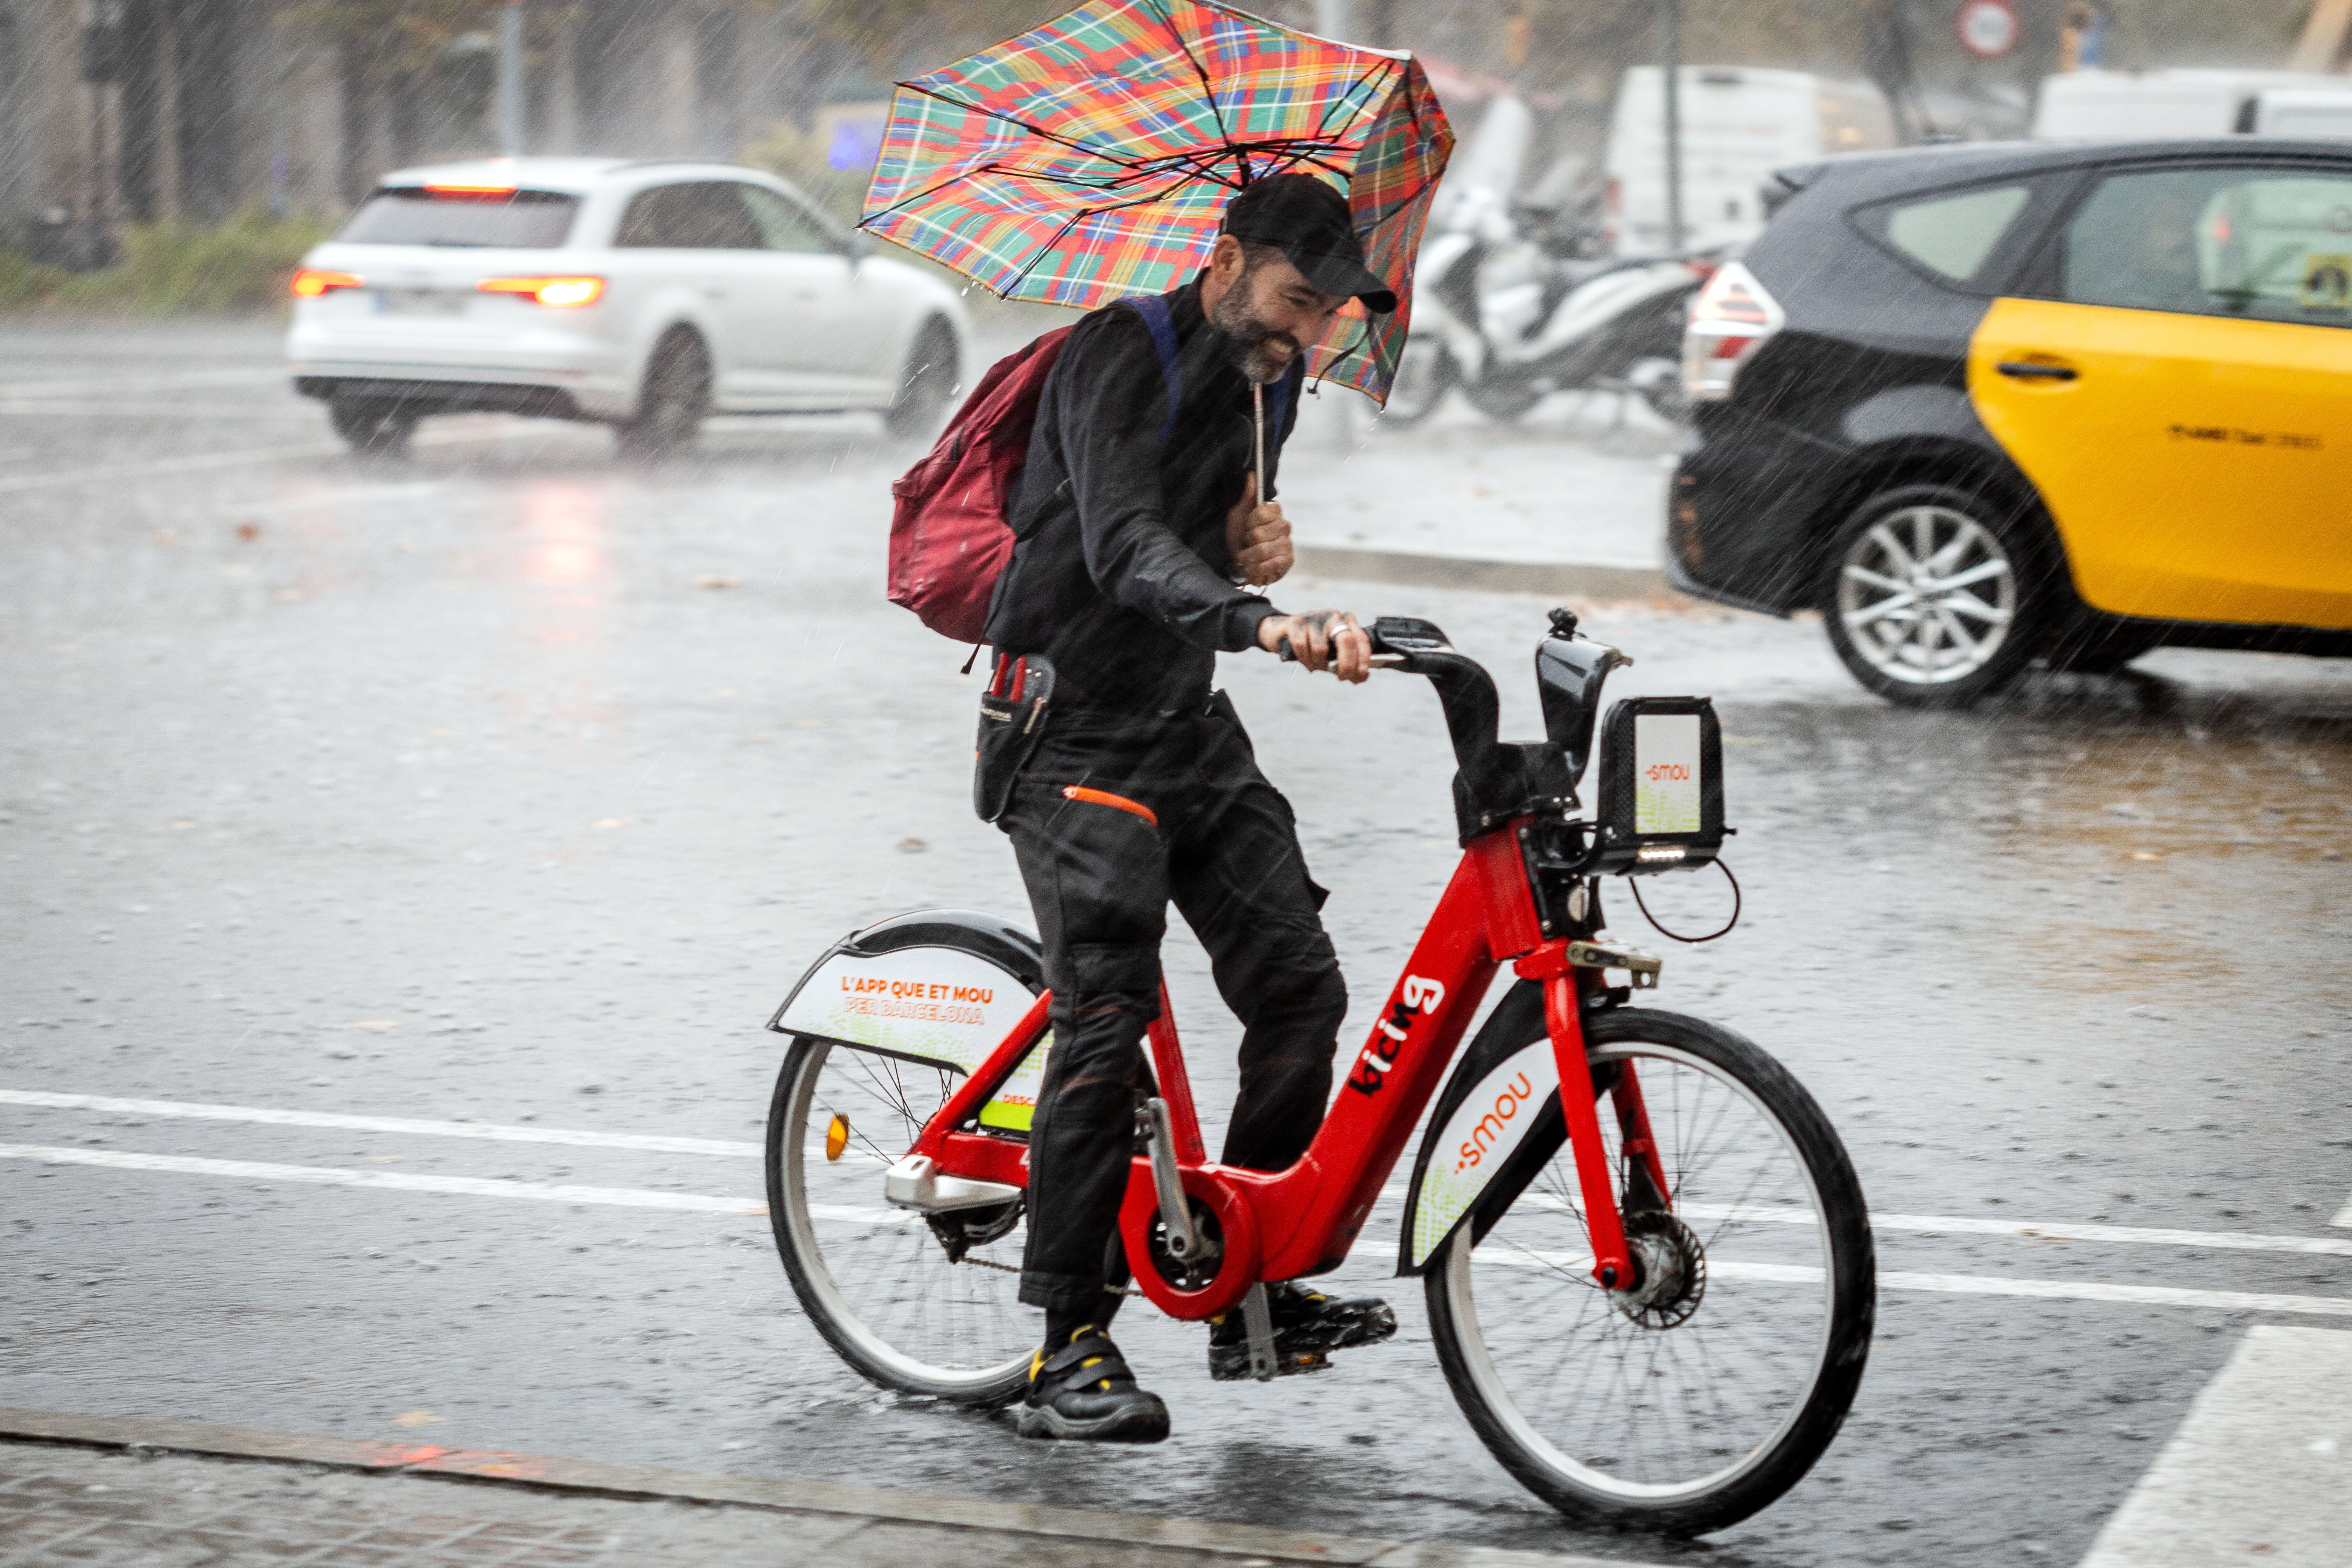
[0,401,298,419]
[2334,1192,2352,1230]
[1675,1200,2352,1260]
[2079,1325,2352,1566]
[0,368,285,398]
[1530,1191,2352,1260]
[1479,1249,2352,1319]
[0,417,567,493]
[0,1091,760,1157]
[0,440,350,492]
[9,1138,2346,1314]
[0,1143,923,1226]
[10,1088,2351,1264]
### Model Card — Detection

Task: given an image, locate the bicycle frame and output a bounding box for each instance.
[902,822,1671,1322]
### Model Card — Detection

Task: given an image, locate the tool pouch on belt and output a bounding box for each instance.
[973,652,1055,823]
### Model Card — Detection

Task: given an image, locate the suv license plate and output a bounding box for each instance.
[375,289,465,317]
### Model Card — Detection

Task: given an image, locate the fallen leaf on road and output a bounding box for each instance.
[391,1411,444,1427]
[897,838,928,854]
[340,1021,399,1031]
[694,575,741,590]
[593,818,632,830]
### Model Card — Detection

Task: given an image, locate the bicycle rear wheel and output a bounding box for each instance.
[766,1035,1034,1406]
[1426,1009,1874,1535]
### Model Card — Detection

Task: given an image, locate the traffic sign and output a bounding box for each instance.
[1956,0,2021,60]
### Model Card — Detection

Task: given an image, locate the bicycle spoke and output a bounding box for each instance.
[1449,1039,1841,1500]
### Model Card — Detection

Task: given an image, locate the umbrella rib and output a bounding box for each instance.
[1312,56,1396,139]
[1005,174,1205,294]
[890,80,1144,169]
[861,156,1152,232]
[1152,0,1237,172]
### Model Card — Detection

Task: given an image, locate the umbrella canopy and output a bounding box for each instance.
[859,0,1454,403]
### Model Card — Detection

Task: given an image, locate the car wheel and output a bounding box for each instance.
[617,328,710,459]
[1380,337,1458,427]
[883,320,959,440]
[329,396,417,456]
[1463,372,1541,424]
[1822,482,2062,709]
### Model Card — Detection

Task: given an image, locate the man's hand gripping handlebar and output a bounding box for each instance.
[1258,610,1382,683]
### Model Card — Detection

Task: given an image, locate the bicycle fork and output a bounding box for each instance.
[1516,941,1672,1293]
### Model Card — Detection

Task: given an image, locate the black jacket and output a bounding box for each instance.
[983,276,1301,714]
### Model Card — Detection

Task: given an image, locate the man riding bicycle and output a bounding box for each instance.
[981,174,1400,1442]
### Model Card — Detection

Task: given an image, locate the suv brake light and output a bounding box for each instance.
[477,275,606,308]
[1682,261,1784,404]
[291,268,364,298]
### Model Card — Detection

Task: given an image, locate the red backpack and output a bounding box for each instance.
[886,294,1198,644]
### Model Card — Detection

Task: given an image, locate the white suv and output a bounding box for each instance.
[286,157,969,455]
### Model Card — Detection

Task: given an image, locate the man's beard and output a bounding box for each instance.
[1210,279,1301,385]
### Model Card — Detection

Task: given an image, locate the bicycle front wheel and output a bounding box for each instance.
[766,1035,1034,1406]
[1427,1008,1874,1535]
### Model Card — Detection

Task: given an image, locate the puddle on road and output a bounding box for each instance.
[1730,664,2351,1000]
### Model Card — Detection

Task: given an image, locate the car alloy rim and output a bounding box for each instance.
[1837,505,2017,685]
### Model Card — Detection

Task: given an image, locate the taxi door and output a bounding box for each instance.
[1968,160,2352,629]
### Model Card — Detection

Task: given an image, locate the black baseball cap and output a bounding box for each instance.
[1222,172,1396,314]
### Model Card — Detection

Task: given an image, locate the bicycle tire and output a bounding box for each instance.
[1425,1008,1874,1535]
[765,1034,1035,1408]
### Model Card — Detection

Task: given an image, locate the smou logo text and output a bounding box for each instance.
[1454,1071,1539,1174]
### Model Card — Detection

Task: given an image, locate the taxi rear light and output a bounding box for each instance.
[477,275,606,308]
[1682,261,1785,404]
[425,182,518,197]
[291,268,364,298]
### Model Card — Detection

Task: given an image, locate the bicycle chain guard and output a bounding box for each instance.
[1117,1162,1261,1321]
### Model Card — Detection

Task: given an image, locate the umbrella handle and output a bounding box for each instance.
[1253,384,1270,505]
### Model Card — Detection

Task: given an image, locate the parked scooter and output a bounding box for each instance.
[1387,222,1715,428]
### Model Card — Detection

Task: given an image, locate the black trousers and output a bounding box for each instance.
[998,693,1348,1311]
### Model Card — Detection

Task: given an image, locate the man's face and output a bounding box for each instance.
[1210,247,1347,385]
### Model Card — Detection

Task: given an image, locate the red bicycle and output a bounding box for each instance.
[764,610,1874,1535]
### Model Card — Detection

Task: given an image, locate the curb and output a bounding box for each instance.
[1294,544,1668,601]
[0,1406,1660,1568]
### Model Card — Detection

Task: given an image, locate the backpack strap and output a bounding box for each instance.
[1125,293,1184,445]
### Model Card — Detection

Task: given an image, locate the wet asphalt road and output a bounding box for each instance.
[3,318,2350,1567]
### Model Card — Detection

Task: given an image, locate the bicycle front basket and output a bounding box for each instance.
[1591,696,1725,875]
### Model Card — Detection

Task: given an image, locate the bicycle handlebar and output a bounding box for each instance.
[1277,617,1561,838]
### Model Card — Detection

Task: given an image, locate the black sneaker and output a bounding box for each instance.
[1015,1325,1171,1443]
[1207,1282,1398,1381]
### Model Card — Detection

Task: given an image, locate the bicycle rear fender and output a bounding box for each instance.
[767,909,1047,1123]
[1395,979,1569,1276]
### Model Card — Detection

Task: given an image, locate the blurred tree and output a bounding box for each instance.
[270,1,486,200]
[2094,0,2312,67]
[804,0,1065,77]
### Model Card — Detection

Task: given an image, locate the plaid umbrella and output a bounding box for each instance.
[860,0,1454,404]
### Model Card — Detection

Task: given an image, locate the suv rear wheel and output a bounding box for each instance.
[617,328,710,459]
[329,396,417,456]
[1823,482,2063,708]
[883,320,958,440]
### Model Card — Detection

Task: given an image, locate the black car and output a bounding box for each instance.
[1668,138,2352,706]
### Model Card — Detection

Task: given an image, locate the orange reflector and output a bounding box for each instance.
[291,268,364,298]
[477,275,606,308]
[825,1115,849,1162]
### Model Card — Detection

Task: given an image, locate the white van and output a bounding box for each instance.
[1605,66,1896,257]
[2032,69,2352,139]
